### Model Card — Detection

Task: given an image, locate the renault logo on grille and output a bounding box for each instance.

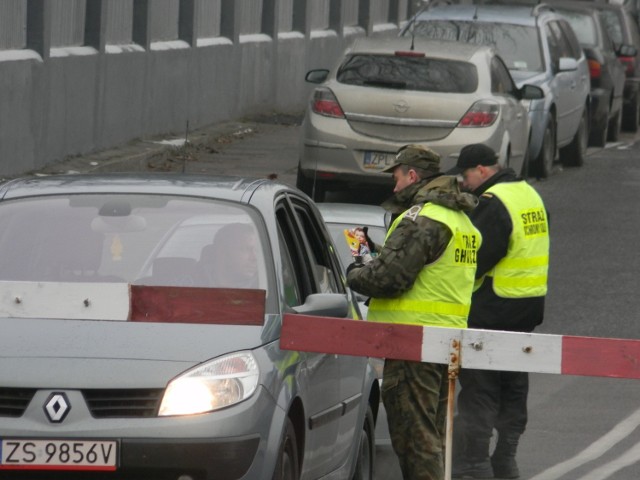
[44,392,71,423]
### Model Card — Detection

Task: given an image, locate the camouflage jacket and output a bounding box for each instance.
[347,175,478,298]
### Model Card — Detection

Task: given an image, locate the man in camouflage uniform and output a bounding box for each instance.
[347,145,481,480]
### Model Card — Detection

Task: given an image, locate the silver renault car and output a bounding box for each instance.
[0,173,379,480]
[297,36,543,201]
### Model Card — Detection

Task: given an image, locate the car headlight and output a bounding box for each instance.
[159,351,259,416]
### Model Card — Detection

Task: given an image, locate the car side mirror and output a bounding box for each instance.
[618,44,638,57]
[558,57,578,72]
[305,69,330,84]
[519,84,544,100]
[293,293,350,317]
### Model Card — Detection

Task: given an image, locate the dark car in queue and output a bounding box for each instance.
[0,173,379,480]
[551,1,627,146]
[594,0,640,131]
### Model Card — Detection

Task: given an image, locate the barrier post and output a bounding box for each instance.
[445,338,461,480]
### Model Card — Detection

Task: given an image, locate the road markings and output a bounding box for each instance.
[587,441,640,479]
[528,407,640,480]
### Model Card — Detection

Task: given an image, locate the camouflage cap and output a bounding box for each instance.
[382,144,441,174]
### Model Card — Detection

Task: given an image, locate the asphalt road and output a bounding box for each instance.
[38,118,640,479]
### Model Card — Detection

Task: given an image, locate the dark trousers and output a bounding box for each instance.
[382,359,449,480]
[456,369,529,452]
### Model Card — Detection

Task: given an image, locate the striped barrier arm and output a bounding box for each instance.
[280,314,640,380]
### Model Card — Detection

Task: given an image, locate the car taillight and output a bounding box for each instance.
[458,101,499,127]
[618,56,636,77]
[588,59,602,79]
[311,87,345,118]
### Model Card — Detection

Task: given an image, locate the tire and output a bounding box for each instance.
[560,108,588,167]
[588,108,608,148]
[607,106,622,142]
[622,91,640,133]
[351,405,375,480]
[534,117,556,179]
[295,166,326,202]
[272,417,299,480]
[520,136,532,178]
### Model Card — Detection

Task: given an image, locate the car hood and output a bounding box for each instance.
[0,317,270,388]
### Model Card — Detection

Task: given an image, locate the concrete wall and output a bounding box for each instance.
[0,0,422,176]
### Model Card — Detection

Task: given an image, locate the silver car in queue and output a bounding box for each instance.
[0,173,379,480]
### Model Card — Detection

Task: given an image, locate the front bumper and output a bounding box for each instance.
[2,437,259,480]
[119,436,259,480]
[0,387,278,480]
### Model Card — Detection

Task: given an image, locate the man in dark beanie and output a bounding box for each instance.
[449,144,550,479]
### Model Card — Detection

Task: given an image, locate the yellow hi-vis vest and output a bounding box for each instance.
[367,203,481,329]
[481,181,549,298]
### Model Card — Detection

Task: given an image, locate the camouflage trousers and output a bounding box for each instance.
[381,359,449,480]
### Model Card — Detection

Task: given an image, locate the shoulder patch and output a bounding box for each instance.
[481,193,494,199]
[405,204,423,222]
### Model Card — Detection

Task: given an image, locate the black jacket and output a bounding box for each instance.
[468,168,547,332]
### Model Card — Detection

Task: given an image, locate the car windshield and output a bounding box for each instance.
[599,9,624,45]
[0,194,270,291]
[412,20,544,72]
[555,10,597,46]
[336,53,478,93]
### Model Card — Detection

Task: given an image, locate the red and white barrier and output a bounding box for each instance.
[280,314,640,380]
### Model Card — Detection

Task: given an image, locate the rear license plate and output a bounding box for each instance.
[0,439,117,470]
[363,151,395,170]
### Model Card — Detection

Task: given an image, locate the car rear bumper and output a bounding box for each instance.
[299,113,514,189]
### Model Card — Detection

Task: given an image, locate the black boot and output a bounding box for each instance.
[452,438,493,479]
[491,434,520,479]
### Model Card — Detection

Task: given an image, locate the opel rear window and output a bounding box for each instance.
[336,54,478,93]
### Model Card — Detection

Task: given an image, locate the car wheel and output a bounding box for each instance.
[272,417,299,480]
[607,106,622,142]
[560,108,588,167]
[534,117,556,179]
[351,405,375,480]
[588,109,608,148]
[622,92,640,133]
